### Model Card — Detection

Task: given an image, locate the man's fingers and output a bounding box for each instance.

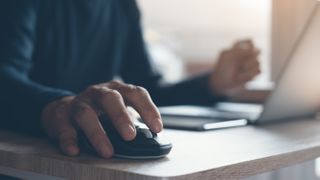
[108,81,163,133]
[241,58,260,72]
[58,127,79,156]
[233,39,254,50]
[126,86,162,133]
[237,67,261,83]
[72,100,114,158]
[89,86,136,141]
[226,48,259,62]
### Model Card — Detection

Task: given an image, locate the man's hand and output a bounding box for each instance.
[209,40,261,97]
[41,81,162,158]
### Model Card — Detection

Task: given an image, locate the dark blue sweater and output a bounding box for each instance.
[0,0,220,135]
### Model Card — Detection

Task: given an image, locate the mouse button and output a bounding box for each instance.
[129,131,159,146]
[153,133,172,146]
[129,137,159,147]
[137,128,154,138]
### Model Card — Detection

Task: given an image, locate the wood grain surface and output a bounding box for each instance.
[1,117,320,179]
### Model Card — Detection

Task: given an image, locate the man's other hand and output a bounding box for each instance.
[41,81,163,158]
[209,40,261,97]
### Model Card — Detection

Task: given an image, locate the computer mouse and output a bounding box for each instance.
[79,115,173,159]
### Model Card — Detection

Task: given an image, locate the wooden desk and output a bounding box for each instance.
[1,118,320,180]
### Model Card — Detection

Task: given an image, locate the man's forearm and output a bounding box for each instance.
[147,72,226,106]
[0,66,74,135]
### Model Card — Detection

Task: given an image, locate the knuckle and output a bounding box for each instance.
[134,86,149,95]
[126,84,136,91]
[118,84,136,95]
[109,80,123,88]
[85,85,100,94]
[98,90,122,104]
[102,89,122,100]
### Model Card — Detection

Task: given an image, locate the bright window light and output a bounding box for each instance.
[138,0,271,85]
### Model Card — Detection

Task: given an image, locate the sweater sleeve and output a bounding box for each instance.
[119,1,225,107]
[0,1,74,135]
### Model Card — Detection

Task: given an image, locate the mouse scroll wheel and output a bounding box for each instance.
[138,128,154,138]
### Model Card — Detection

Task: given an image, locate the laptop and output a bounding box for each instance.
[159,1,320,131]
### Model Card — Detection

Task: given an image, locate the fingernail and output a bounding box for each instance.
[153,119,163,133]
[121,125,136,141]
[99,142,113,158]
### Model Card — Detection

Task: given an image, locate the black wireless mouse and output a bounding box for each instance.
[80,115,173,159]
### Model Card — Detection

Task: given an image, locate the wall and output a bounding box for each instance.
[138,0,272,82]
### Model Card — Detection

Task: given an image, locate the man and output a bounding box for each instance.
[0,1,260,158]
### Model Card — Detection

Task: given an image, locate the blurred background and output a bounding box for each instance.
[137,0,271,86]
[137,0,320,178]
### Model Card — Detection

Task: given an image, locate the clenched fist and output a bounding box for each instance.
[210,40,261,97]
